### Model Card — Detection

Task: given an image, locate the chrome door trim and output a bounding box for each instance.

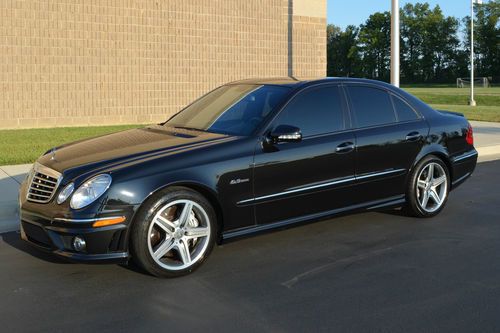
[237,168,406,205]
[452,150,478,163]
[355,168,406,180]
[237,176,356,205]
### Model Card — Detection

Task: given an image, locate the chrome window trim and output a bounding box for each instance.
[237,168,406,205]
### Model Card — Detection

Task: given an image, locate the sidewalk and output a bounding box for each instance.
[1,121,500,233]
[0,164,31,233]
[470,121,500,162]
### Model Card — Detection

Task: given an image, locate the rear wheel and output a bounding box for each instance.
[131,187,216,277]
[406,156,450,217]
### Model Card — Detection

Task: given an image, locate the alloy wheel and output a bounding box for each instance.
[415,162,448,213]
[147,199,211,271]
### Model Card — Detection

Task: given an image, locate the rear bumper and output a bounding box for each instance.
[20,209,137,264]
[451,149,478,189]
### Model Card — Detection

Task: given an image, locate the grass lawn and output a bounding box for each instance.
[404,87,500,122]
[0,125,141,165]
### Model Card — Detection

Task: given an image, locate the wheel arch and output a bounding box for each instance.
[411,145,453,181]
[134,180,225,243]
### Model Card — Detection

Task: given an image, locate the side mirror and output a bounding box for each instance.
[268,125,302,144]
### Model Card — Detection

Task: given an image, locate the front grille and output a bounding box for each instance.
[26,163,62,203]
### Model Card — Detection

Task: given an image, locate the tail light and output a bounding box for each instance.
[466,123,474,146]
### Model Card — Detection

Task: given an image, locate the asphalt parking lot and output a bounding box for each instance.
[1,160,499,332]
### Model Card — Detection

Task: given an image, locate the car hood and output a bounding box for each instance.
[37,125,233,173]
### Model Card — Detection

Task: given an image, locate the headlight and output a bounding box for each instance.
[57,182,74,204]
[70,174,112,209]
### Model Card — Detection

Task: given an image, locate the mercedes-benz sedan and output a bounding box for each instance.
[19,78,477,277]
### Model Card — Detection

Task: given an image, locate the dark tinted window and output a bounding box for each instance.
[273,85,345,136]
[165,84,290,136]
[392,95,419,122]
[348,86,396,128]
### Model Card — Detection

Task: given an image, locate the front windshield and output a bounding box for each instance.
[165,84,291,136]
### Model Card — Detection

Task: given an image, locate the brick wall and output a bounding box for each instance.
[0,0,326,129]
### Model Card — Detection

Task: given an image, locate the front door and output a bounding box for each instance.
[250,84,357,225]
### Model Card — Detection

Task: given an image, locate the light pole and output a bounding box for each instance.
[391,0,400,87]
[470,0,482,106]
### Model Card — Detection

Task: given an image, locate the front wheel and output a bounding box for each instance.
[130,187,216,277]
[406,156,450,217]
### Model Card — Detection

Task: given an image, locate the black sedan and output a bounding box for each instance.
[19,78,478,277]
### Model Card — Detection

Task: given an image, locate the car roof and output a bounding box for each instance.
[227,77,396,90]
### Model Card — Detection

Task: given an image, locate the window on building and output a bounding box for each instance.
[273,85,345,137]
[347,86,396,128]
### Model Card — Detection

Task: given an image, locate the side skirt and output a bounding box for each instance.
[222,195,406,242]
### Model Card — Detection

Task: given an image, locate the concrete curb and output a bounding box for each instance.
[477,145,500,163]
[477,145,500,156]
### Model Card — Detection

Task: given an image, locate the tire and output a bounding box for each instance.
[130,186,217,278]
[405,155,450,218]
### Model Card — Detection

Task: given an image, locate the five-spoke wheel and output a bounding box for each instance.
[147,199,211,271]
[131,187,216,277]
[416,162,448,213]
[406,155,449,217]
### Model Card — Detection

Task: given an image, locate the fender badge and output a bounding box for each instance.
[230,178,250,185]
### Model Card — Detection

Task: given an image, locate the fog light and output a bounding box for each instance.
[73,236,86,252]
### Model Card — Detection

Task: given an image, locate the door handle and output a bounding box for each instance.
[405,132,421,141]
[336,142,355,153]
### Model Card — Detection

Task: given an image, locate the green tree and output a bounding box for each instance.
[424,6,461,82]
[327,24,361,77]
[470,0,500,79]
[325,1,498,84]
[358,12,391,81]
[401,3,428,82]
[401,3,462,83]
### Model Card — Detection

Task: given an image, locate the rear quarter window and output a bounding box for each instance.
[391,94,420,122]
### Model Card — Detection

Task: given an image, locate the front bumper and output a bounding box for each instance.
[20,210,132,263]
[19,162,142,263]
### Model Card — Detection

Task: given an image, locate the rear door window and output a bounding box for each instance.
[347,86,396,128]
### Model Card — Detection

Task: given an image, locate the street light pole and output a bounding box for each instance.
[391,0,400,87]
[470,0,477,106]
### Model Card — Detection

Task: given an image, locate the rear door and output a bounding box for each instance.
[250,84,357,225]
[345,84,428,203]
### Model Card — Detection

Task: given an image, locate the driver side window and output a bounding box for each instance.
[272,85,345,137]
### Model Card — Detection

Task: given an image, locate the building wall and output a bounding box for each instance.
[0,0,326,129]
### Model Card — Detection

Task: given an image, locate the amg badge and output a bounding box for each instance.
[230,178,250,185]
